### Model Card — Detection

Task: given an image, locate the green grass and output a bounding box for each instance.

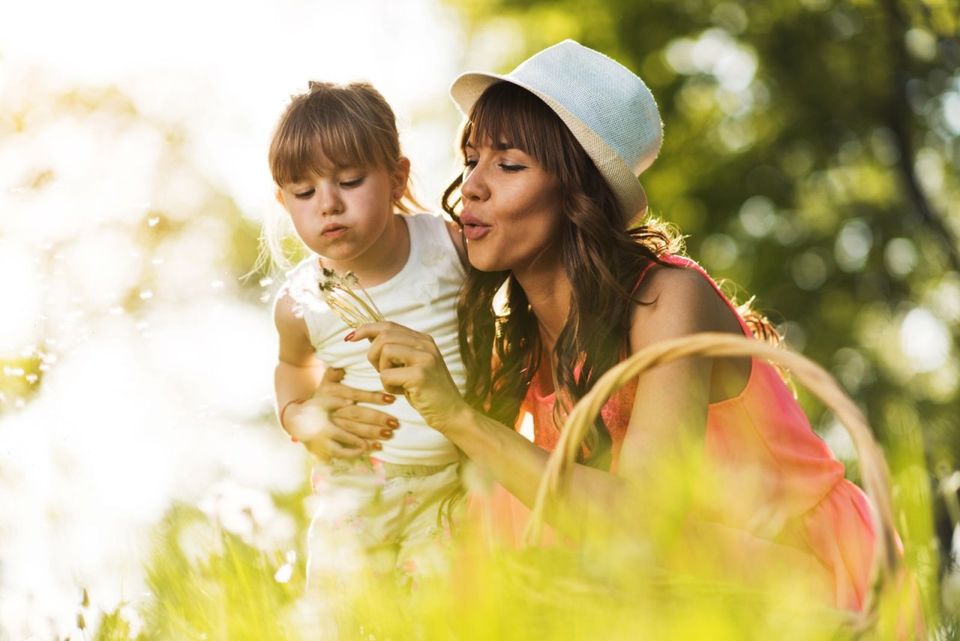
[77,457,957,641]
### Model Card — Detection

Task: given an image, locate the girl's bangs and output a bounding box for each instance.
[270,110,388,186]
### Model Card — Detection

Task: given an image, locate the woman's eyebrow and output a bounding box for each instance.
[464,140,518,151]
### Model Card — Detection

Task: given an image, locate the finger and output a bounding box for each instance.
[322,382,396,406]
[329,427,370,451]
[350,322,430,350]
[332,417,396,441]
[378,365,421,396]
[347,321,397,343]
[301,394,352,413]
[374,343,434,374]
[327,442,370,459]
[332,404,399,428]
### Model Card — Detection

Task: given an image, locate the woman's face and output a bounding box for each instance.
[459,137,564,274]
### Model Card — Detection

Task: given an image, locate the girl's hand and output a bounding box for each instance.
[348,321,470,432]
[285,367,399,461]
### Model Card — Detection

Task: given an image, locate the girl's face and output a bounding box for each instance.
[276,158,407,269]
[459,138,564,274]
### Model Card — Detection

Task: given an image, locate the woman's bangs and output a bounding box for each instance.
[466,82,567,174]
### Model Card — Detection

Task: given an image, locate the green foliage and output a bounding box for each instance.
[99,482,941,640]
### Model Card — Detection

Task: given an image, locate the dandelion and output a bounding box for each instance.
[317,267,383,329]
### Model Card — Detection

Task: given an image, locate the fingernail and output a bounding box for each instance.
[343,331,355,342]
[387,418,399,428]
[380,429,393,439]
[372,442,382,450]
[382,394,396,403]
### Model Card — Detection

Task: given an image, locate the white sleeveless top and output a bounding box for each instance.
[281,213,465,465]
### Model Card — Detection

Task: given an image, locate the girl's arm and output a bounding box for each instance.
[274,292,399,460]
[350,265,744,539]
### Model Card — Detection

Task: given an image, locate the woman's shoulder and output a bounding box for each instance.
[629,258,739,341]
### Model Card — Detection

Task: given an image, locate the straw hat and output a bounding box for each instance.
[450,39,663,222]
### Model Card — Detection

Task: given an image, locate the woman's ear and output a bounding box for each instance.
[275,188,285,206]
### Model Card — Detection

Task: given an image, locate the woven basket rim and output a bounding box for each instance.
[523,332,899,626]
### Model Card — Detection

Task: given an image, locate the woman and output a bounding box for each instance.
[347,40,877,611]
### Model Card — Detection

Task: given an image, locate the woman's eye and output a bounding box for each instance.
[463,158,478,169]
[340,176,365,188]
[294,189,314,199]
[499,162,526,172]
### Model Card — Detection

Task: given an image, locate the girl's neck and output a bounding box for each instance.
[321,214,409,288]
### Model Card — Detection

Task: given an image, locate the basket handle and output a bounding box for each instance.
[522,332,899,609]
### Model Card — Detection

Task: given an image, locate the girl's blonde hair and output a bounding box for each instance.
[260,81,422,272]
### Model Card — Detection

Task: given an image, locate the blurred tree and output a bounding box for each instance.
[446,0,959,585]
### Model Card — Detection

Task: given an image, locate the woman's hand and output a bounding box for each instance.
[284,367,399,461]
[348,322,470,431]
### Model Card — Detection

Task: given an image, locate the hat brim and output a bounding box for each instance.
[450,71,648,224]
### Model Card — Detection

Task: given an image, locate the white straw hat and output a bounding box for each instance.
[450,39,663,223]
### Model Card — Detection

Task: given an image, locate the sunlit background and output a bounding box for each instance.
[2,0,959,638]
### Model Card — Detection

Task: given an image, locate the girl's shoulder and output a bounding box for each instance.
[275,254,325,319]
[405,212,467,271]
[278,254,320,298]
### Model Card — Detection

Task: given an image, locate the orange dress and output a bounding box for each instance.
[495,255,876,611]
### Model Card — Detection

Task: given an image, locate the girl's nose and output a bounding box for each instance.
[317,184,343,215]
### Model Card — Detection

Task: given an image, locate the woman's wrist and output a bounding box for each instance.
[430,400,476,438]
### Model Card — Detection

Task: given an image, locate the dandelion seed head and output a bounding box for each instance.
[274,563,293,584]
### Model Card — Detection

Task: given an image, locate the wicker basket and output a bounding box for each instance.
[523,332,901,630]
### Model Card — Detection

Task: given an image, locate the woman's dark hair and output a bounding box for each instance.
[444,82,779,469]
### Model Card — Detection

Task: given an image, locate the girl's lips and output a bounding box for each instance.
[462,224,491,241]
[321,225,348,238]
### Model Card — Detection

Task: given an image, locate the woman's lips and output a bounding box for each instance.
[460,213,491,241]
[462,224,491,241]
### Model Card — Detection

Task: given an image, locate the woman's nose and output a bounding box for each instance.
[460,165,488,202]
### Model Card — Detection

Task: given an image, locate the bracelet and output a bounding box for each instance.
[279,399,306,442]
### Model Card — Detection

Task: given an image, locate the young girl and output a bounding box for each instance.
[267,81,467,584]
[349,41,880,611]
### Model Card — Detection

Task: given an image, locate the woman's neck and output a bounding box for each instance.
[321,214,409,288]
[513,260,571,356]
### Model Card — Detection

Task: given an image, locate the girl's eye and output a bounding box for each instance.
[463,158,478,169]
[499,162,526,172]
[294,189,314,199]
[340,176,365,188]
